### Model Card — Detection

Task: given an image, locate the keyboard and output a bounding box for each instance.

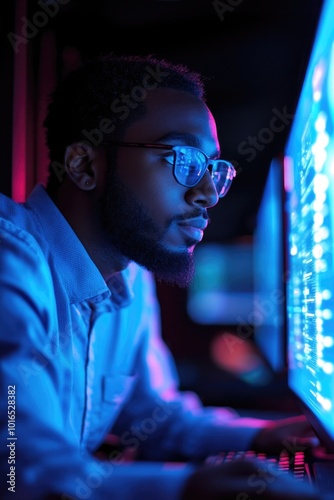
[205,449,334,497]
[205,449,309,481]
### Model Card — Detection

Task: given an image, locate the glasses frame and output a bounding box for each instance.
[103,141,236,198]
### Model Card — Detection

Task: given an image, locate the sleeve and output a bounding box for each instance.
[112,268,269,461]
[0,220,194,500]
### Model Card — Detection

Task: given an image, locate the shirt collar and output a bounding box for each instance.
[26,184,133,307]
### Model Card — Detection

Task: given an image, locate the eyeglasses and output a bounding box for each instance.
[104,142,236,198]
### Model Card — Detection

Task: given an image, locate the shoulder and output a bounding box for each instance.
[0,196,52,298]
[0,217,40,253]
[0,193,45,263]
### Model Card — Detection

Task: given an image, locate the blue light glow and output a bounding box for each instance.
[284,0,334,442]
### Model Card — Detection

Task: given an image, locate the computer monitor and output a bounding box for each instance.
[284,0,334,451]
[253,157,287,373]
[187,241,254,326]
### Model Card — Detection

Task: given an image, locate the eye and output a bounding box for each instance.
[161,152,174,166]
[180,163,199,175]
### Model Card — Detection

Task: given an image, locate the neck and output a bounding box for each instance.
[49,183,129,282]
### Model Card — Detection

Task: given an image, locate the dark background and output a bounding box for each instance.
[1,0,325,412]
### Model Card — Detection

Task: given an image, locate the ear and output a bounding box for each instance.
[64,142,98,191]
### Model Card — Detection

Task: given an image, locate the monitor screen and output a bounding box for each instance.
[284,0,334,448]
[253,158,286,373]
[187,242,254,326]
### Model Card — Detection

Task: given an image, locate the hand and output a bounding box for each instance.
[181,457,321,500]
[94,433,138,462]
[251,415,320,455]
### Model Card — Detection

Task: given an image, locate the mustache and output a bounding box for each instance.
[172,209,210,224]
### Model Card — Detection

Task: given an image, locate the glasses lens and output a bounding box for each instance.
[173,146,206,187]
[212,161,235,197]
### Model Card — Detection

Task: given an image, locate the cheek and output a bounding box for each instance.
[136,180,181,226]
[118,158,185,223]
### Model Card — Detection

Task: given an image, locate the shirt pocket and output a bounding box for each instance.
[84,372,138,451]
[102,372,138,405]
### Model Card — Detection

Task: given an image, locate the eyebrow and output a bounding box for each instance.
[155,132,221,158]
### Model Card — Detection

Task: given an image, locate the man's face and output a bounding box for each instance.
[99,88,220,286]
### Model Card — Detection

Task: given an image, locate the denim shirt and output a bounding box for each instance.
[0,185,266,500]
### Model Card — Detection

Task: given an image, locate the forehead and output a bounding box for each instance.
[123,88,220,156]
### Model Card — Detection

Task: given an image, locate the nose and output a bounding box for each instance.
[185,170,219,208]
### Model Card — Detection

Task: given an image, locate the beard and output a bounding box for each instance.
[99,170,196,287]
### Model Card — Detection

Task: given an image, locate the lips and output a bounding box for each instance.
[178,218,208,231]
[177,218,208,242]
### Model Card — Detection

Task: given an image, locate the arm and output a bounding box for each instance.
[112,269,319,463]
[111,269,270,461]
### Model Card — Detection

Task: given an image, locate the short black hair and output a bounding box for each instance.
[43,53,207,191]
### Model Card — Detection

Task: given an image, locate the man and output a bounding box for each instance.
[0,54,320,499]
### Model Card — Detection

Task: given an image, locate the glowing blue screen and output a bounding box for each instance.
[284,0,334,442]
